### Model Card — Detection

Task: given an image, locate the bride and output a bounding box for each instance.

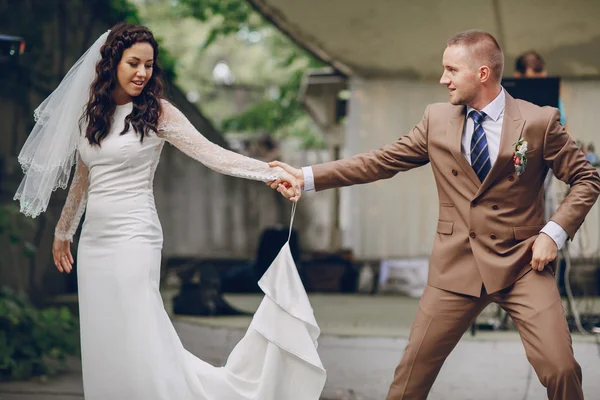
[14,22,326,400]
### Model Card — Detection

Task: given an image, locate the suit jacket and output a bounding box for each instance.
[312,93,600,296]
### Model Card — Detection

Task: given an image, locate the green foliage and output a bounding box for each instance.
[0,203,36,258]
[106,0,177,80]
[178,0,260,49]
[220,50,326,148]
[0,287,80,381]
[164,0,327,148]
[221,68,326,149]
[158,47,178,81]
[108,0,143,24]
[221,78,302,134]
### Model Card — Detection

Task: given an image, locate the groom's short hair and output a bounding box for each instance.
[446,30,504,82]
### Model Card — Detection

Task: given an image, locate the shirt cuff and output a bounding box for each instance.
[302,166,315,192]
[540,221,569,250]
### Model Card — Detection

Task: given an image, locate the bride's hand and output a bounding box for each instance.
[267,161,302,202]
[276,171,302,202]
[53,236,74,273]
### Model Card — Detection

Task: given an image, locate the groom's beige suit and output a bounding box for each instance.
[308,92,600,399]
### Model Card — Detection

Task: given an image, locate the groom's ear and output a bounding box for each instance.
[478,66,492,83]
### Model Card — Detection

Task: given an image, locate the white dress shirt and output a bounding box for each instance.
[463,88,505,167]
[302,88,568,249]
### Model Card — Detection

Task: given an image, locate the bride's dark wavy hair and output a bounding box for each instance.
[82,23,164,145]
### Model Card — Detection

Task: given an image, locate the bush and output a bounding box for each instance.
[0,286,80,381]
[0,202,36,258]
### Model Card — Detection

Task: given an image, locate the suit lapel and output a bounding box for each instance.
[447,106,481,188]
[475,93,525,198]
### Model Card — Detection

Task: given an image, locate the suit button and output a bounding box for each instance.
[469,231,476,239]
[490,233,497,240]
[452,169,458,176]
[492,205,499,210]
[508,175,515,182]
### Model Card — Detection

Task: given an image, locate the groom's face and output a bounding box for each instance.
[440,45,480,106]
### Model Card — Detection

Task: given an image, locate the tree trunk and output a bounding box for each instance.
[0,0,133,303]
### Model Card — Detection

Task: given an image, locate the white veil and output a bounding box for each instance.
[14,31,109,218]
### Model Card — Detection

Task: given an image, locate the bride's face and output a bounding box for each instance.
[114,42,154,104]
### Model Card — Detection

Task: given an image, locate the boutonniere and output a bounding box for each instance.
[512,138,528,176]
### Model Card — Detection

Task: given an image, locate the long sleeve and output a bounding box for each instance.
[157,100,285,182]
[55,153,89,241]
[302,167,316,192]
[310,105,431,192]
[544,109,600,238]
[540,221,569,250]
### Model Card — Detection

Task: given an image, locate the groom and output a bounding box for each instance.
[269,30,600,399]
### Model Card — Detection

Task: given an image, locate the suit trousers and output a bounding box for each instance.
[386,269,583,400]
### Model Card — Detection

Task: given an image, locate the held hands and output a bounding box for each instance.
[266,161,304,202]
[530,233,558,271]
[53,236,74,273]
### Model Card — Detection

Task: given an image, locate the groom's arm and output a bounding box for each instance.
[543,109,600,240]
[304,105,431,192]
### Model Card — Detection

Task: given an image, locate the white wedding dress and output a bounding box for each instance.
[54,100,326,400]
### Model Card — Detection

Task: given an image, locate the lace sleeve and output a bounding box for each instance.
[55,153,89,242]
[157,100,285,182]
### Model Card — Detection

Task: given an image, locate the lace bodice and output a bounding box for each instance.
[55,100,285,241]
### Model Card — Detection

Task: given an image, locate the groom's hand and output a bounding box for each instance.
[266,161,304,200]
[530,233,558,271]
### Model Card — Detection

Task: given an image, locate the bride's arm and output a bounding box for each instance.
[156,100,299,197]
[55,154,89,241]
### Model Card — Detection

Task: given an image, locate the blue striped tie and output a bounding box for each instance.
[469,110,492,182]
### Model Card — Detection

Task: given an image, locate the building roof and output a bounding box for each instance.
[248,0,600,79]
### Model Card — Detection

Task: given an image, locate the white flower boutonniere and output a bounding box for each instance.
[512,138,528,176]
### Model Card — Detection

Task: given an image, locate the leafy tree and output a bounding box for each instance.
[137,0,327,148]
